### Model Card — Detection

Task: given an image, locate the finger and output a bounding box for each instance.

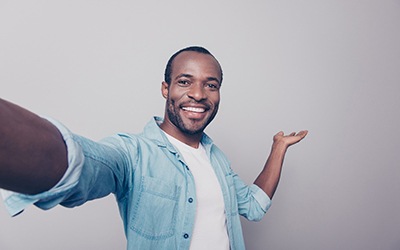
[290,132,296,136]
[297,130,308,138]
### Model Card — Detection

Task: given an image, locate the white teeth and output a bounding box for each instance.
[182,107,205,113]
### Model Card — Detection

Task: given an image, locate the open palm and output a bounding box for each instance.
[273,130,308,147]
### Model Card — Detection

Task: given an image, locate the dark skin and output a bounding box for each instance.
[254,131,308,198]
[0,99,67,194]
[160,51,221,148]
[0,51,307,199]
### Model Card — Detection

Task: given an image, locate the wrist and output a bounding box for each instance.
[271,141,288,152]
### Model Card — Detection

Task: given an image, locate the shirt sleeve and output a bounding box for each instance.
[1,117,85,216]
[2,117,133,217]
[232,171,272,222]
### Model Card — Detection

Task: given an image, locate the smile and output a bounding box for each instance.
[181,107,206,113]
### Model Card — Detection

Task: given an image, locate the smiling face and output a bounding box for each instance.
[160,51,222,146]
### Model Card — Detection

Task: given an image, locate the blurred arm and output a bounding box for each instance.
[0,98,68,195]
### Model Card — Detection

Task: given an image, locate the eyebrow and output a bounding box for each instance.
[175,74,221,84]
[206,77,221,84]
[175,74,193,80]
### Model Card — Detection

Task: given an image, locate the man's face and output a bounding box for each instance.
[162,51,222,137]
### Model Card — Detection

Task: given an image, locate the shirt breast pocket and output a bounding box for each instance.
[130,176,180,240]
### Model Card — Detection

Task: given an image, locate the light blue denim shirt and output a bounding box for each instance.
[2,117,271,250]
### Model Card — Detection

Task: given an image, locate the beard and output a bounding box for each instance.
[165,97,218,135]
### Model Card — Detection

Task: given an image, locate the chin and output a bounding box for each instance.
[181,123,206,135]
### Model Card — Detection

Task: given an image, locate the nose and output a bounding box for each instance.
[187,83,206,102]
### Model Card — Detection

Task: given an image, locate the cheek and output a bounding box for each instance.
[210,93,220,106]
[168,86,187,100]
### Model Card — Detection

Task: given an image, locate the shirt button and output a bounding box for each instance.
[188,198,193,203]
[183,233,189,239]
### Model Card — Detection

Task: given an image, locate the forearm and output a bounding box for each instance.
[0,98,68,195]
[254,142,287,199]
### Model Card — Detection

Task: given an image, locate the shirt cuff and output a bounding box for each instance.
[249,184,272,213]
[1,117,85,216]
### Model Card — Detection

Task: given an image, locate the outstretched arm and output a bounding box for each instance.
[254,130,308,199]
[0,98,68,195]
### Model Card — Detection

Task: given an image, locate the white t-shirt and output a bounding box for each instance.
[165,133,230,250]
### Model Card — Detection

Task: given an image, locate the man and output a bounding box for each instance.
[0,46,307,249]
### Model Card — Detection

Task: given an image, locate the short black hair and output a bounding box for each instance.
[164,46,223,84]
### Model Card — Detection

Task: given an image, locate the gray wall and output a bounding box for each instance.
[1,1,399,249]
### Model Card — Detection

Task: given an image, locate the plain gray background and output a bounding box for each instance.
[1,1,399,249]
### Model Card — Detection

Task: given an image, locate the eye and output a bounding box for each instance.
[207,83,220,90]
[177,80,190,86]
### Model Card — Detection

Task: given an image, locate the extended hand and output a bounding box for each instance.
[273,130,308,148]
[255,129,308,198]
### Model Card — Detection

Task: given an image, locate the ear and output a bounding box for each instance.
[161,81,169,99]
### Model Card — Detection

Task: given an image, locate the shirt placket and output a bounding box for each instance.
[174,152,197,250]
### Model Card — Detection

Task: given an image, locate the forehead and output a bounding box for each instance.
[171,51,222,81]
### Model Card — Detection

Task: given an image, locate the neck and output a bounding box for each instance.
[159,121,203,148]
